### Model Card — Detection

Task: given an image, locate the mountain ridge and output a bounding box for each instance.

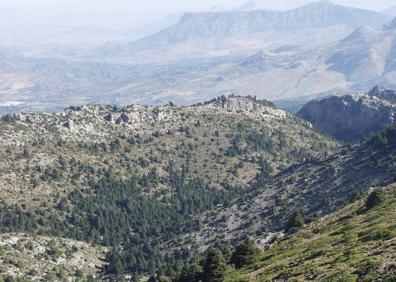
[119,1,389,53]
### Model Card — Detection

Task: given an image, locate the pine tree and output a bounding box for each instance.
[176,264,202,282]
[230,238,260,269]
[105,247,124,275]
[202,249,227,282]
[366,190,385,210]
[287,211,305,231]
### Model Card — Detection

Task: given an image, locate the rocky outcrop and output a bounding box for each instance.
[0,96,290,146]
[297,86,396,142]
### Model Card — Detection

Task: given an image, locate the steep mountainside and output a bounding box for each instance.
[225,184,396,281]
[297,86,396,142]
[168,125,396,253]
[325,25,396,83]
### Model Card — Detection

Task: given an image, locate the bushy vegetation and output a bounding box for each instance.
[366,190,385,209]
[223,185,396,281]
[0,98,340,279]
[286,211,305,231]
[230,239,260,269]
[202,249,227,282]
[0,166,244,277]
[144,185,396,282]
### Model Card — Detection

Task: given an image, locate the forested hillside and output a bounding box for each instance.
[173,184,396,282]
[0,96,337,280]
[0,97,395,281]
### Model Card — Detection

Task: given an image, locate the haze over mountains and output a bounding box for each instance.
[98,1,390,63]
[1,0,396,113]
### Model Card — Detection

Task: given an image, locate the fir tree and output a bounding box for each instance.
[287,211,305,230]
[366,190,385,210]
[202,249,226,282]
[230,238,260,269]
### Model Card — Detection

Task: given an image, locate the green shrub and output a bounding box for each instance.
[357,259,382,276]
[361,228,393,242]
[366,190,385,210]
[230,239,261,269]
[321,269,355,282]
[287,211,305,231]
[203,249,227,282]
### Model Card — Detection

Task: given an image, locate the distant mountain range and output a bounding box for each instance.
[114,1,389,54]
[1,1,396,113]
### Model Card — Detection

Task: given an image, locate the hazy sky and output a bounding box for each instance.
[0,0,395,37]
[3,0,395,12]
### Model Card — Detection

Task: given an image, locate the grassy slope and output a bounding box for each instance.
[225,185,396,282]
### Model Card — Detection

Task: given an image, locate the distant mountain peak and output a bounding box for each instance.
[234,0,258,11]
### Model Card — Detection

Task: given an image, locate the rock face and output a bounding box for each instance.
[297,86,396,142]
[0,96,290,145]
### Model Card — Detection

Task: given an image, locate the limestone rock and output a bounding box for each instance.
[297,86,396,141]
